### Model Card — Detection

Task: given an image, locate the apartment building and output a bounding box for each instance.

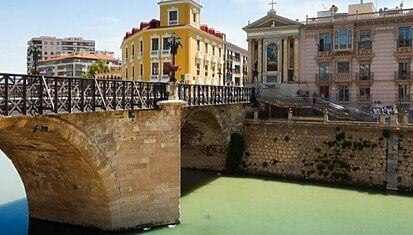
[245,1,413,111]
[225,42,248,86]
[27,36,95,73]
[38,51,121,78]
[121,0,237,85]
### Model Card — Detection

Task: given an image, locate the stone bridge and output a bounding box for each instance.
[0,73,254,231]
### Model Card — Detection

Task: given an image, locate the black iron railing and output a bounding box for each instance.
[0,73,255,116]
[178,84,254,106]
[0,73,168,116]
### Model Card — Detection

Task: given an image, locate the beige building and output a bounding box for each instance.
[27,36,95,73]
[245,2,413,111]
[225,42,248,86]
[38,51,121,77]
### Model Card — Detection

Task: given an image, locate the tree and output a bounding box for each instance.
[81,60,109,78]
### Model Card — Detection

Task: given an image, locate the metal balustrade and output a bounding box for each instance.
[0,73,254,116]
[178,84,254,107]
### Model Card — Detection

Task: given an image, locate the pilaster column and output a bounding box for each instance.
[294,38,299,81]
[248,39,254,84]
[283,39,288,83]
[258,40,263,84]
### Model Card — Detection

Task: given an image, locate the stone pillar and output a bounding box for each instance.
[283,39,288,83]
[403,111,409,126]
[390,109,399,128]
[288,108,293,122]
[294,38,299,81]
[379,112,386,125]
[323,109,329,123]
[248,39,254,84]
[258,40,263,84]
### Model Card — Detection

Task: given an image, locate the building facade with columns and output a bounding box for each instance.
[245,2,413,112]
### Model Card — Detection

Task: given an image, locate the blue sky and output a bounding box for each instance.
[0,0,409,74]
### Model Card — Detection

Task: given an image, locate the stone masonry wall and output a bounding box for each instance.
[242,121,405,189]
[0,101,183,231]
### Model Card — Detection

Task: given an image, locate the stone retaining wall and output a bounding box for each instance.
[243,121,413,191]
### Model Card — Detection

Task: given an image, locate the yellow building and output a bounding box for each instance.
[121,0,226,85]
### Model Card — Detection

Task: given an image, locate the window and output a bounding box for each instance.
[338,86,350,102]
[132,66,135,78]
[398,61,410,80]
[125,48,128,58]
[132,44,135,56]
[399,26,411,47]
[266,44,278,72]
[197,40,200,51]
[125,68,128,78]
[212,46,215,56]
[359,62,371,80]
[140,64,143,76]
[359,30,371,49]
[399,85,410,102]
[140,41,143,52]
[319,32,331,51]
[152,38,159,51]
[163,62,171,75]
[219,48,222,57]
[193,13,197,23]
[334,28,352,50]
[152,62,159,75]
[319,63,330,81]
[197,63,200,75]
[337,61,350,74]
[212,65,216,77]
[359,87,371,102]
[205,43,208,53]
[163,38,171,50]
[205,64,208,77]
[169,10,178,25]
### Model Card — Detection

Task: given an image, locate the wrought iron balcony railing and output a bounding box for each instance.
[355,72,374,81]
[395,71,413,81]
[315,73,332,82]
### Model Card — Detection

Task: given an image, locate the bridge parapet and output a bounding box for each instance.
[0,73,255,116]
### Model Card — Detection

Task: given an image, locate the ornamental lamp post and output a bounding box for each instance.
[168,33,182,83]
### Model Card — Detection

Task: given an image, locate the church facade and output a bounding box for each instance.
[245,2,413,110]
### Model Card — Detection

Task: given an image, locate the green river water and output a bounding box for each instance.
[30,169,413,235]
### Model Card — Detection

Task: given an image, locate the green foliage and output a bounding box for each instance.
[81,60,109,78]
[225,133,246,174]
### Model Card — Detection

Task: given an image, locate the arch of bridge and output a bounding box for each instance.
[0,115,120,230]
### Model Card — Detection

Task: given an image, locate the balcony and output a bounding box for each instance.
[205,54,211,62]
[356,41,374,59]
[335,73,352,83]
[357,94,372,103]
[161,75,169,81]
[315,73,332,84]
[150,50,159,58]
[162,49,171,57]
[151,75,159,80]
[196,51,203,60]
[316,45,332,61]
[398,94,412,103]
[355,72,374,85]
[395,39,412,59]
[395,71,413,82]
[336,94,351,104]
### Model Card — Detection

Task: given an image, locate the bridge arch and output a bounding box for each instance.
[0,116,120,230]
[181,107,231,171]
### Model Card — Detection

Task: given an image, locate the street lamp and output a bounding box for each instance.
[168,33,182,83]
[28,44,41,75]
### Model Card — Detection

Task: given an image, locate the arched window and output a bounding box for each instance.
[266,43,278,72]
[334,28,352,50]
